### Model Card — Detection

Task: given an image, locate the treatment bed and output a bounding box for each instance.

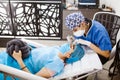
[0,39,102,80]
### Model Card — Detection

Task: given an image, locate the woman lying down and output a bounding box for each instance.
[0,39,84,79]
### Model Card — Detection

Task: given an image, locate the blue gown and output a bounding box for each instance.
[0,46,64,80]
[0,43,85,80]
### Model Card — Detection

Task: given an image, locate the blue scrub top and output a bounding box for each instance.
[74,20,112,51]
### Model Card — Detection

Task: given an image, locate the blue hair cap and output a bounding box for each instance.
[65,12,85,30]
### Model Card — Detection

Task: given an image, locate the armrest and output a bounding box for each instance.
[109,45,116,60]
[0,64,48,80]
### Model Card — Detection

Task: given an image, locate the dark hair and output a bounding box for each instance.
[84,18,92,27]
[6,39,31,59]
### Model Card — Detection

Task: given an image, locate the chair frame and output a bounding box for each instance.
[93,11,120,80]
[93,12,120,47]
[0,64,48,80]
[109,39,120,80]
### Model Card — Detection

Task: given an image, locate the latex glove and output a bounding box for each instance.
[75,39,91,47]
[66,35,75,44]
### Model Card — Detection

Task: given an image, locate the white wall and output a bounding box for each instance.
[67,0,120,16]
[100,0,120,16]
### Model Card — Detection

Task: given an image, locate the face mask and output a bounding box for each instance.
[73,30,85,37]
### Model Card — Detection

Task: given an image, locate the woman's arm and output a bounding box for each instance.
[12,50,54,78]
[12,50,31,73]
[76,39,110,58]
[36,67,55,78]
[89,43,110,58]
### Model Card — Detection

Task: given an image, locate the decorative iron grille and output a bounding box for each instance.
[0,0,62,39]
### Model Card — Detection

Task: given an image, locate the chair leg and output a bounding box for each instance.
[111,64,117,80]
[94,73,98,80]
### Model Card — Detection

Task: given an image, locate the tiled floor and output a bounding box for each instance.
[0,40,120,80]
[87,59,120,80]
[87,59,113,80]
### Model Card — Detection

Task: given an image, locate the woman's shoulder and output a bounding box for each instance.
[30,46,60,58]
[0,51,9,59]
[0,51,8,64]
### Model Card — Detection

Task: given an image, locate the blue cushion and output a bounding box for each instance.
[65,44,85,64]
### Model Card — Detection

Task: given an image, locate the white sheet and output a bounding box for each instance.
[51,46,102,80]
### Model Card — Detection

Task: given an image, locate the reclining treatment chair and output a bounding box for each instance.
[0,38,102,80]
